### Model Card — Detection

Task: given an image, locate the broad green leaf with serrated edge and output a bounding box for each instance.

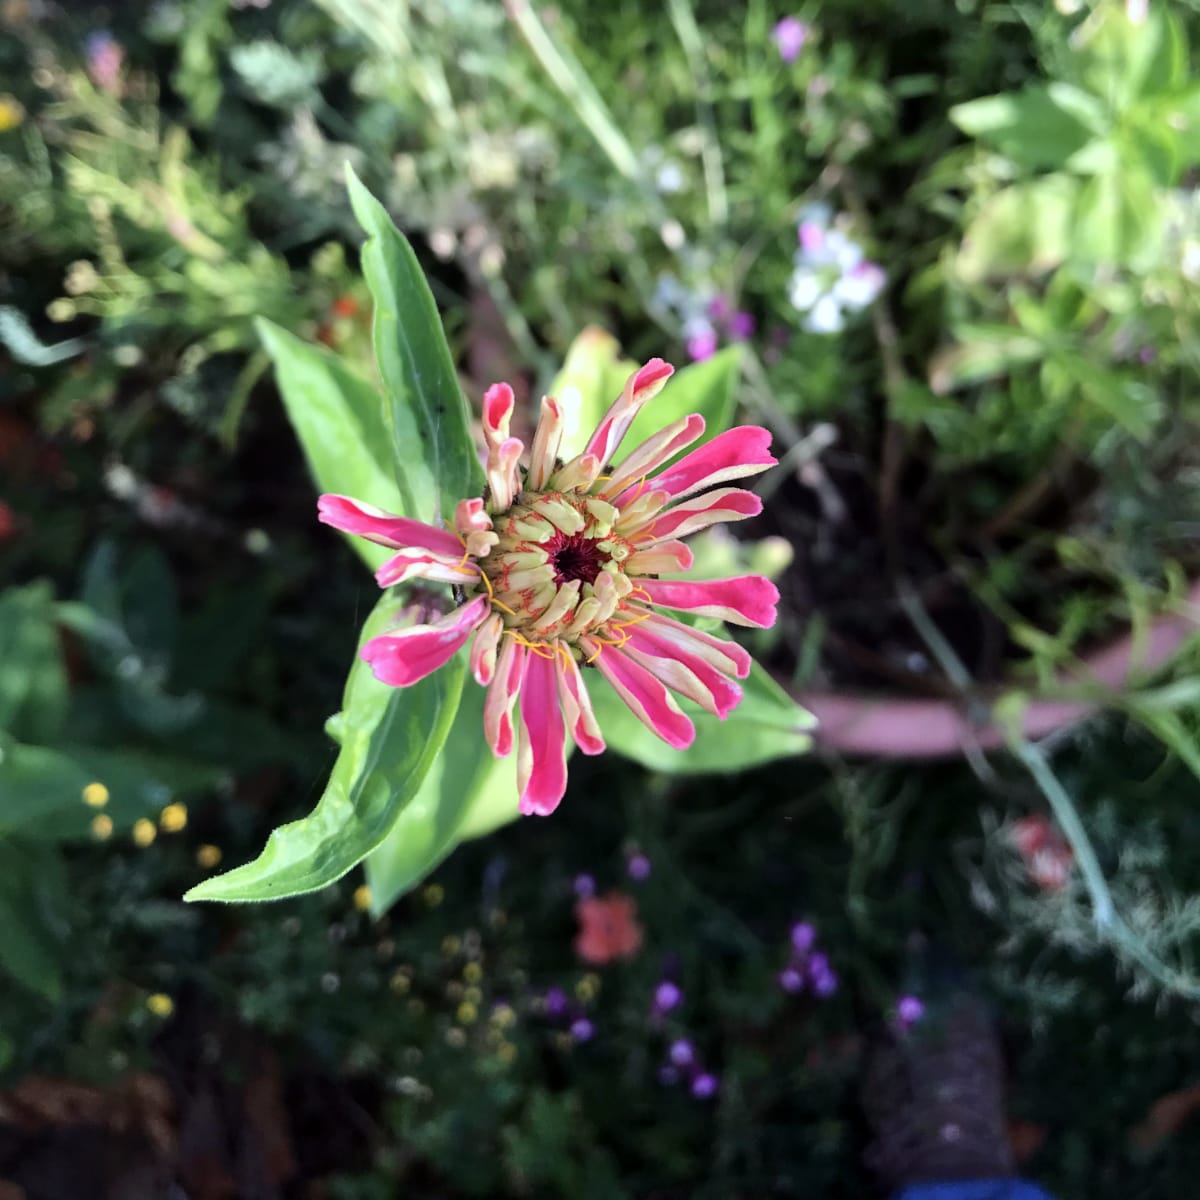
[364,683,518,913]
[344,165,483,524]
[186,591,465,902]
[590,661,814,774]
[257,319,404,571]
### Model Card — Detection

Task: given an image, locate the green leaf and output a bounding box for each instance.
[364,682,518,913]
[590,660,814,774]
[257,317,406,570]
[0,582,67,744]
[928,326,1045,394]
[1072,167,1163,267]
[186,591,466,902]
[950,84,1102,169]
[618,346,741,466]
[1077,3,1188,110]
[956,176,1078,282]
[0,841,68,1000]
[551,328,638,459]
[344,165,483,525]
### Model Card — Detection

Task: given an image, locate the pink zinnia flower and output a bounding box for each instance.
[319,358,779,816]
[574,892,643,964]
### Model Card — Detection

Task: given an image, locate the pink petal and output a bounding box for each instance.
[631,487,763,543]
[484,637,527,757]
[588,642,695,750]
[556,649,606,755]
[469,612,505,686]
[641,575,779,628]
[360,595,489,687]
[634,609,752,678]
[375,548,477,588]
[454,497,493,534]
[527,395,565,491]
[487,436,524,512]
[517,651,569,816]
[622,426,776,505]
[626,540,694,576]
[600,413,705,498]
[482,382,514,448]
[582,358,674,467]
[318,494,463,557]
[621,625,743,718]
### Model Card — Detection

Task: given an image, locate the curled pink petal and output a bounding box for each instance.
[621,625,743,718]
[484,637,527,757]
[455,497,493,534]
[482,382,514,448]
[556,649,606,755]
[640,576,779,628]
[588,642,695,749]
[375,548,478,588]
[360,595,489,687]
[469,612,505,686]
[527,395,565,491]
[625,426,776,505]
[634,609,752,678]
[600,413,705,498]
[626,540,694,576]
[487,436,524,512]
[517,651,569,816]
[318,494,463,557]
[583,358,674,467]
[632,487,763,543]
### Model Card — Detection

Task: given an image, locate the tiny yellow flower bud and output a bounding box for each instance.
[82,782,109,808]
[497,1042,517,1065]
[575,977,597,1002]
[146,993,174,1018]
[132,818,156,848]
[91,814,113,840]
[0,96,25,132]
[445,1027,466,1048]
[159,802,187,832]
[196,844,222,869]
[440,934,460,957]
[423,883,444,908]
[462,962,483,984]
[456,1002,478,1025]
[390,971,411,995]
[353,885,373,912]
[464,986,482,1006]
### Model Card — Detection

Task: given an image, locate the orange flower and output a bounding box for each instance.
[1010,815,1074,893]
[574,893,642,965]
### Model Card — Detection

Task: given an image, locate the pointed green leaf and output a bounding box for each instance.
[257,318,406,570]
[590,660,814,774]
[950,85,1101,169]
[344,165,483,524]
[364,682,518,913]
[186,591,466,902]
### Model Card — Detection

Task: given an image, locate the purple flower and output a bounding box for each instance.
[729,311,756,340]
[790,922,816,954]
[573,873,596,899]
[685,329,719,363]
[778,966,805,994]
[668,1039,695,1067]
[544,986,569,1018]
[771,17,809,63]
[812,968,839,997]
[897,995,925,1027]
[570,1017,594,1042]
[627,852,652,882]
[654,981,683,1013]
[806,951,830,979]
[85,31,124,94]
[707,295,731,323]
[691,1072,719,1098]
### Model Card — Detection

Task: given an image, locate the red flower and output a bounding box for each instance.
[1010,815,1074,892]
[574,893,643,964]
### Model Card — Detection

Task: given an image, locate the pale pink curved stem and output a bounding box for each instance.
[798,583,1200,758]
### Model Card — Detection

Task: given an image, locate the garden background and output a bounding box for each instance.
[4,0,1200,1195]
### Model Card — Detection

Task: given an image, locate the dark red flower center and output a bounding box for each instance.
[547,531,607,586]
